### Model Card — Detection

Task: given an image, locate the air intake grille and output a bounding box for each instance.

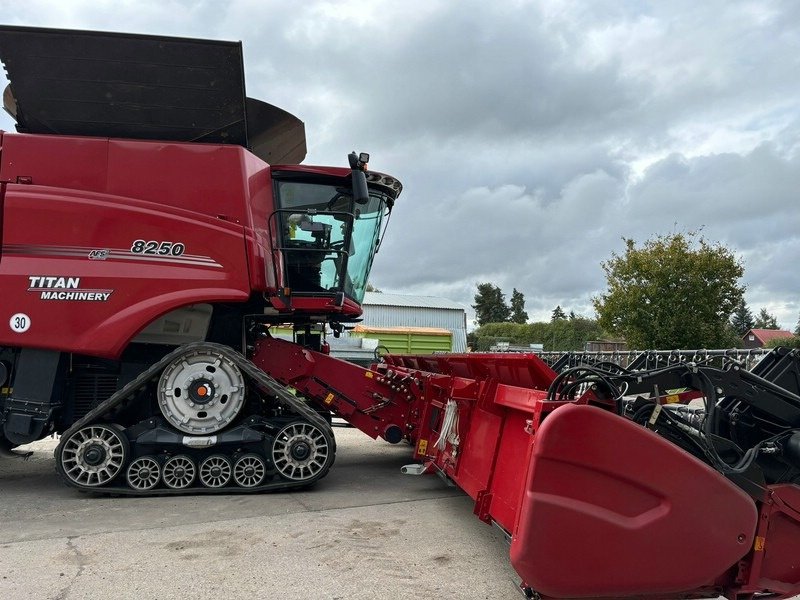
[72,373,118,420]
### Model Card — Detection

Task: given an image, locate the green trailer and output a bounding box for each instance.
[351,325,452,354]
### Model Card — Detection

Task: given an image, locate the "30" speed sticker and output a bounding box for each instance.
[9,313,31,333]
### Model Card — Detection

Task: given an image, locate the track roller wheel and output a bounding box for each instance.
[126,456,161,490]
[272,421,334,483]
[233,454,267,488]
[199,454,232,488]
[162,455,196,489]
[58,424,129,488]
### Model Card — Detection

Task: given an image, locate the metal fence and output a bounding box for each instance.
[530,348,771,372]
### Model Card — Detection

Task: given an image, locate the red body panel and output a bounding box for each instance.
[0,133,271,357]
[739,484,800,597]
[510,404,759,597]
[0,185,250,357]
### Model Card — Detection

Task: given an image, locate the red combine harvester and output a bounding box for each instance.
[0,26,797,600]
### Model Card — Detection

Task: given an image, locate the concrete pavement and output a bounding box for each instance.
[2,427,794,600]
[0,427,520,600]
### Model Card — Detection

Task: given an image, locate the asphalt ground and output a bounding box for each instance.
[0,427,521,600]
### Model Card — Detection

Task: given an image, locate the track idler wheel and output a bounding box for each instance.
[271,421,334,484]
[58,424,129,487]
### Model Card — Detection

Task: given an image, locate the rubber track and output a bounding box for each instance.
[54,341,335,495]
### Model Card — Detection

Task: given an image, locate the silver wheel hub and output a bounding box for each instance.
[162,455,196,489]
[157,348,245,434]
[126,456,161,490]
[199,455,232,488]
[272,422,330,481]
[60,425,127,487]
[233,454,267,488]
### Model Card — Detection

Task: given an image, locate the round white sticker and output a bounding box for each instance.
[9,313,31,333]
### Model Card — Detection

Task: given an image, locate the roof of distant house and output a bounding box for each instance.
[743,328,794,344]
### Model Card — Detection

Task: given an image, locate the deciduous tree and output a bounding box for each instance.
[765,335,800,349]
[593,232,744,349]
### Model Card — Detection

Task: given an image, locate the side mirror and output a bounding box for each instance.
[349,151,370,205]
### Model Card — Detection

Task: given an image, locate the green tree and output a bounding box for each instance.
[730,298,755,335]
[471,318,608,351]
[551,305,567,321]
[365,283,382,293]
[510,288,528,324]
[472,322,530,349]
[754,307,779,330]
[466,330,478,351]
[472,283,511,326]
[795,313,800,336]
[593,232,744,349]
[765,335,800,349]
[548,316,608,351]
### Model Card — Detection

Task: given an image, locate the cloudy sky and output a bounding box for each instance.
[1,0,799,329]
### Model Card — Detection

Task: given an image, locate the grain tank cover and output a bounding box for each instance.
[0,25,306,163]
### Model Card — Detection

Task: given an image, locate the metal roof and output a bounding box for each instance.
[362,292,466,311]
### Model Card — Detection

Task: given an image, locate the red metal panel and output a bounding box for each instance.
[0,133,109,189]
[386,352,556,390]
[452,407,503,499]
[484,410,534,532]
[492,382,549,413]
[241,150,276,291]
[0,133,265,225]
[106,138,251,223]
[748,485,800,595]
[0,185,250,358]
[510,403,758,598]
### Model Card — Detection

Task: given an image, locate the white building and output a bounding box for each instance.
[359,292,468,352]
[328,293,468,363]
